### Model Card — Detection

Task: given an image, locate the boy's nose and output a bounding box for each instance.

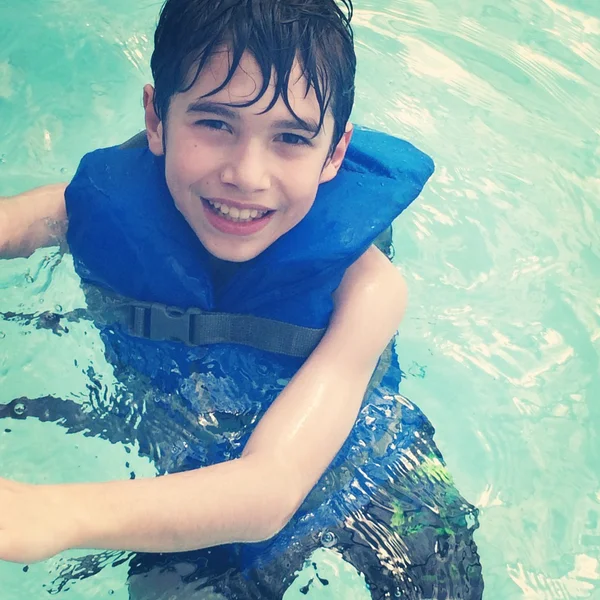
[220,141,271,193]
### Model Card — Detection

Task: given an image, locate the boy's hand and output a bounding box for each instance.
[0,184,68,259]
[0,478,77,563]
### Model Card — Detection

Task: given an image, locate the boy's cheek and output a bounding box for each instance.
[166,148,208,186]
[288,166,323,200]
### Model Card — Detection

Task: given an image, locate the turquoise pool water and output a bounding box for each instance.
[1,0,599,598]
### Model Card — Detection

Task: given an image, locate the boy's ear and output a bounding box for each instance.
[143,84,165,156]
[319,123,354,184]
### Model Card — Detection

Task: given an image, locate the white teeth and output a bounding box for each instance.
[206,199,268,222]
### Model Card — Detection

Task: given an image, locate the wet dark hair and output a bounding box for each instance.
[150,0,356,152]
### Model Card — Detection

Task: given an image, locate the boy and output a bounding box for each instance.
[0,0,483,598]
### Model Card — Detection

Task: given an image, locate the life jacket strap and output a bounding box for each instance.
[124,300,326,358]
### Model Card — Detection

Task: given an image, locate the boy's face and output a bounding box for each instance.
[145,50,352,262]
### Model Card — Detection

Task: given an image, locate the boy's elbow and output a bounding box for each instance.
[247,468,305,541]
[254,491,303,542]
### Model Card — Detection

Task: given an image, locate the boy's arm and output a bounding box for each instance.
[0,246,407,563]
[0,184,68,258]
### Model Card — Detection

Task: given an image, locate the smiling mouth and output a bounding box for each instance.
[204,198,273,223]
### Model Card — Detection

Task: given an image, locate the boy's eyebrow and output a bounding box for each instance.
[271,118,320,135]
[186,100,239,120]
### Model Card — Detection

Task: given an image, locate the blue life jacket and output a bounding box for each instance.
[66,127,434,329]
[64,127,455,571]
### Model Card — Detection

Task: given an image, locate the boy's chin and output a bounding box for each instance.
[201,238,268,263]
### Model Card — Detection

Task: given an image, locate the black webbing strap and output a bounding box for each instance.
[125,300,326,358]
[1,297,326,358]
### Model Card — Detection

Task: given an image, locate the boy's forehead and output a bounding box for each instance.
[175,49,332,128]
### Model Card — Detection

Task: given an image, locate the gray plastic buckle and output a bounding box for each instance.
[149,304,194,345]
[129,302,195,345]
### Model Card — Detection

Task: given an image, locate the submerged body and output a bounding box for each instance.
[1,333,483,599]
[126,346,482,600]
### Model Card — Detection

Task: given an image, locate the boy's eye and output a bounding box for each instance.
[277,133,311,146]
[195,119,231,132]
